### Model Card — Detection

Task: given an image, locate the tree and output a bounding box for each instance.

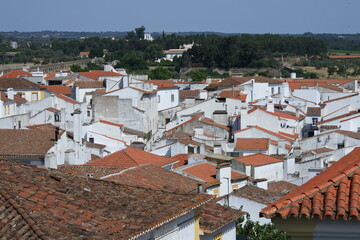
[71,64,83,72]
[135,26,145,40]
[144,44,164,62]
[149,67,173,80]
[327,66,337,77]
[237,214,289,240]
[190,71,207,82]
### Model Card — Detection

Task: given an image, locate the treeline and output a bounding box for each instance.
[0,30,327,72]
[187,34,326,69]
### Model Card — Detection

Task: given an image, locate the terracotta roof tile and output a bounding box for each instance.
[0,78,41,90]
[58,165,127,179]
[182,163,246,184]
[44,85,71,96]
[199,200,244,234]
[0,159,213,239]
[235,138,269,150]
[148,80,179,89]
[57,94,80,104]
[234,153,282,166]
[77,70,125,80]
[0,70,32,78]
[85,147,177,167]
[234,126,295,142]
[73,81,105,88]
[98,120,123,127]
[232,185,284,205]
[200,117,229,130]
[307,107,321,116]
[0,129,61,159]
[179,90,200,99]
[260,147,360,221]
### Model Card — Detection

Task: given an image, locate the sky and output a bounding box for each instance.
[0,0,359,34]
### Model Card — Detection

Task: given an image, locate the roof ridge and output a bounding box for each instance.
[0,190,49,240]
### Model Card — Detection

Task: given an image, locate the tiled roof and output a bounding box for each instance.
[0,78,41,90]
[85,147,177,167]
[79,51,90,56]
[148,80,179,89]
[164,114,202,134]
[279,78,356,90]
[0,159,213,239]
[182,163,247,184]
[63,78,76,86]
[235,138,269,150]
[218,76,281,89]
[172,154,189,168]
[299,129,360,142]
[44,73,56,80]
[234,153,282,167]
[261,147,360,220]
[44,85,71,96]
[218,90,241,98]
[58,165,127,179]
[199,201,245,234]
[232,185,284,205]
[0,129,60,158]
[73,80,105,88]
[104,164,201,193]
[77,70,125,80]
[45,107,60,113]
[320,84,344,92]
[179,90,200,99]
[86,141,106,150]
[57,94,80,104]
[200,117,229,130]
[306,107,321,116]
[234,126,295,142]
[267,181,298,195]
[178,139,201,147]
[122,127,147,138]
[0,70,32,78]
[317,111,359,125]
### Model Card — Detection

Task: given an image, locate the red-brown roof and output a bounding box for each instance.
[44,73,56,80]
[148,80,179,89]
[261,147,360,220]
[98,120,124,127]
[200,117,229,130]
[0,159,213,239]
[0,129,61,158]
[179,90,200,99]
[0,78,41,90]
[317,111,359,125]
[279,78,356,90]
[0,70,32,78]
[234,126,296,142]
[85,147,177,167]
[73,81,104,88]
[77,70,125,80]
[44,85,71,96]
[57,94,80,104]
[182,163,246,184]
[235,138,269,150]
[58,165,127,179]
[234,153,282,166]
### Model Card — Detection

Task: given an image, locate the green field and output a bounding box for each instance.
[328,49,360,54]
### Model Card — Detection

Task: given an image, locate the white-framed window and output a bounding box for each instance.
[171,94,175,102]
[158,95,160,103]
[312,118,318,125]
[31,92,38,101]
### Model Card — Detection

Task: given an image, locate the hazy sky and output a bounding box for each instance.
[1,0,359,34]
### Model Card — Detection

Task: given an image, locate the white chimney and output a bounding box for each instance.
[216,162,232,197]
[7,88,14,100]
[281,81,290,98]
[72,108,82,143]
[290,72,297,79]
[267,97,274,112]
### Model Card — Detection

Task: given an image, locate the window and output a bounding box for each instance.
[87,110,90,117]
[31,93,38,101]
[89,137,94,143]
[312,118,318,125]
[157,95,160,103]
[171,94,175,102]
[54,113,60,122]
[18,121,21,129]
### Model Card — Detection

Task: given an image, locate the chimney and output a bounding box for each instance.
[216,162,232,197]
[267,98,274,112]
[71,108,82,143]
[197,183,203,193]
[7,88,14,100]
[55,127,60,141]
